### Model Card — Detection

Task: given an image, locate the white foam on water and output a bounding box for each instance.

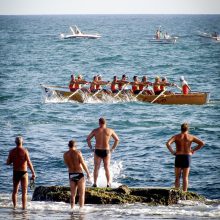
[42,88,137,104]
[86,155,123,187]
[1,193,220,219]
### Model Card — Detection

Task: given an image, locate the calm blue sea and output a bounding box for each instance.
[0,14,220,219]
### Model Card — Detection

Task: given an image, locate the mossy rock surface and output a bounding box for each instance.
[32,185,205,205]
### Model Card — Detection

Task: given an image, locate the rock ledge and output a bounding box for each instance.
[32,185,205,205]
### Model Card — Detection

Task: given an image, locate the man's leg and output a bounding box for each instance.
[94,154,102,186]
[182,168,190,192]
[20,173,28,210]
[12,180,20,209]
[103,154,111,186]
[175,167,182,189]
[70,180,77,209]
[77,177,85,208]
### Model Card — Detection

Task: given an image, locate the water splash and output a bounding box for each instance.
[86,155,123,187]
[42,88,137,104]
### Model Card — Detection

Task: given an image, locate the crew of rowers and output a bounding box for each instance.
[69,74,191,95]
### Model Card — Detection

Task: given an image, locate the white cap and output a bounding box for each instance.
[180,76,185,81]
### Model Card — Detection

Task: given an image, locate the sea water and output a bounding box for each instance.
[0,15,220,219]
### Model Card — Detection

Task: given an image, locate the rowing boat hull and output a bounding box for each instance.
[43,87,209,105]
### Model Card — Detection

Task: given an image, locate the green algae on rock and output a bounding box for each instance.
[32,185,205,205]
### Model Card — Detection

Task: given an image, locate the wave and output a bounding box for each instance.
[0,194,219,219]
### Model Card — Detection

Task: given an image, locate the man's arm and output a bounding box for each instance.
[79,152,90,178]
[6,151,12,165]
[187,84,191,91]
[191,136,205,154]
[86,130,95,150]
[26,150,36,179]
[166,136,176,155]
[110,130,119,152]
[63,153,67,166]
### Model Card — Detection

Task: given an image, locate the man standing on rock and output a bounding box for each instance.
[87,118,119,187]
[6,136,36,210]
[166,123,205,192]
[63,140,90,209]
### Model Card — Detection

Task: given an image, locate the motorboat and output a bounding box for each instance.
[60,25,101,39]
[150,28,178,44]
[197,31,220,41]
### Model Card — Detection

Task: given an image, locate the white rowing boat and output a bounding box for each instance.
[60,25,101,39]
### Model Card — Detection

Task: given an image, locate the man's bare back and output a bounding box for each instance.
[91,127,116,150]
[63,149,83,173]
[8,147,28,171]
[171,133,202,155]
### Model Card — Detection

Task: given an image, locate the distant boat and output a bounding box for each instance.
[150,27,178,44]
[60,25,101,39]
[197,31,220,41]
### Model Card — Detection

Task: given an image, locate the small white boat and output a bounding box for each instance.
[60,25,101,39]
[149,37,178,44]
[197,32,220,41]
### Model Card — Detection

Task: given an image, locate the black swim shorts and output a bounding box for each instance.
[175,155,191,168]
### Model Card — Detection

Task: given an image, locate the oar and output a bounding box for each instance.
[175,84,182,92]
[92,82,111,97]
[67,89,80,100]
[40,84,69,89]
[114,83,128,98]
[151,89,166,103]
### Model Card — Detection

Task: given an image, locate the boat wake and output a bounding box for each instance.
[42,89,137,104]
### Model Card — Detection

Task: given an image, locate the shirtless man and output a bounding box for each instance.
[63,140,90,209]
[87,118,119,187]
[166,123,205,192]
[6,136,36,210]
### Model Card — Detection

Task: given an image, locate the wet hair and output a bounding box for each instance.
[133,76,138,80]
[15,136,23,146]
[68,140,76,148]
[142,76,147,81]
[99,117,106,125]
[181,123,189,132]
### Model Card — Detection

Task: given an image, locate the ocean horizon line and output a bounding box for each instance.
[0,13,219,16]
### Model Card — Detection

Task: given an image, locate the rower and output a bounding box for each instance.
[97,75,111,94]
[160,77,175,94]
[180,76,191,95]
[69,75,77,92]
[153,76,162,95]
[131,76,141,95]
[118,74,129,91]
[111,76,119,93]
[139,76,153,95]
[74,74,89,93]
[90,75,99,93]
